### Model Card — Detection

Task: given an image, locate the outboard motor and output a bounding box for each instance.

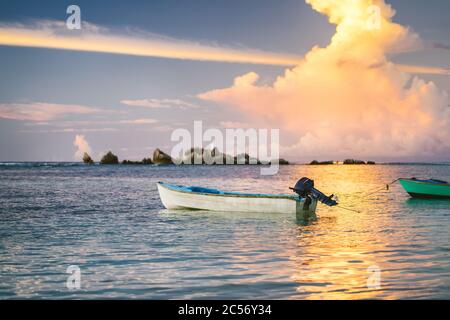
[290,177,338,207]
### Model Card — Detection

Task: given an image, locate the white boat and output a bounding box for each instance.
[157,181,322,219]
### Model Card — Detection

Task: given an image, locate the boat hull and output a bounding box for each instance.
[399,179,450,199]
[157,182,317,217]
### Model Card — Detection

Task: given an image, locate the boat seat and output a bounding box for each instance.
[189,186,222,194]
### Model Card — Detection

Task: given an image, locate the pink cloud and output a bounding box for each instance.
[0,102,102,122]
[120,98,199,109]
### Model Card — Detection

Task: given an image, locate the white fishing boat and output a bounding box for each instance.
[157,177,338,219]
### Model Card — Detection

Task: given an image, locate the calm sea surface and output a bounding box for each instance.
[0,163,449,299]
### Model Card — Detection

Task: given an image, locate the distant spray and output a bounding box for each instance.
[73,134,91,160]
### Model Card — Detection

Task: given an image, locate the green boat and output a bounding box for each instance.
[399,178,450,199]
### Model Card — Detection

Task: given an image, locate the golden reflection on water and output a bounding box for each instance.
[291,219,384,299]
[287,165,398,299]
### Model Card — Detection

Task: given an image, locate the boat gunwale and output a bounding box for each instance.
[157,182,304,202]
[399,178,450,187]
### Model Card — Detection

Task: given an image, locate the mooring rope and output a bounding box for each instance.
[333,178,400,214]
[335,205,361,213]
[363,178,400,198]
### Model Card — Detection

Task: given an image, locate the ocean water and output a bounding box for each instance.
[0,163,449,299]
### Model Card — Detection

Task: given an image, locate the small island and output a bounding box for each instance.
[82,152,94,165]
[343,159,376,165]
[309,159,376,165]
[309,160,334,165]
[100,151,119,165]
[122,158,153,165]
[153,148,174,165]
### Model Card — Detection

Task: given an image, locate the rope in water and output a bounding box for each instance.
[364,178,400,198]
[335,205,361,213]
[333,178,401,214]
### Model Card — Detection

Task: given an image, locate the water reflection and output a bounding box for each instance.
[1,164,450,299]
[405,198,450,209]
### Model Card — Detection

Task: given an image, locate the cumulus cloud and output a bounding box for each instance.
[199,0,450,160]
[0,102,102,121]
[73,134,92,160]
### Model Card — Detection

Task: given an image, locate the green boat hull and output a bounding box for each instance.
[399,179,450,199]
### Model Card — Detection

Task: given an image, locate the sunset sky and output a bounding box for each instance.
[0,0,449,162]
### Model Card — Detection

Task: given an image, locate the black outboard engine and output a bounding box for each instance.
[290,177,338,207]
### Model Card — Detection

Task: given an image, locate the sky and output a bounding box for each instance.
[0,0,449,162]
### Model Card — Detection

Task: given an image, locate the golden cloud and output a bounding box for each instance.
[199,0,450,159]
